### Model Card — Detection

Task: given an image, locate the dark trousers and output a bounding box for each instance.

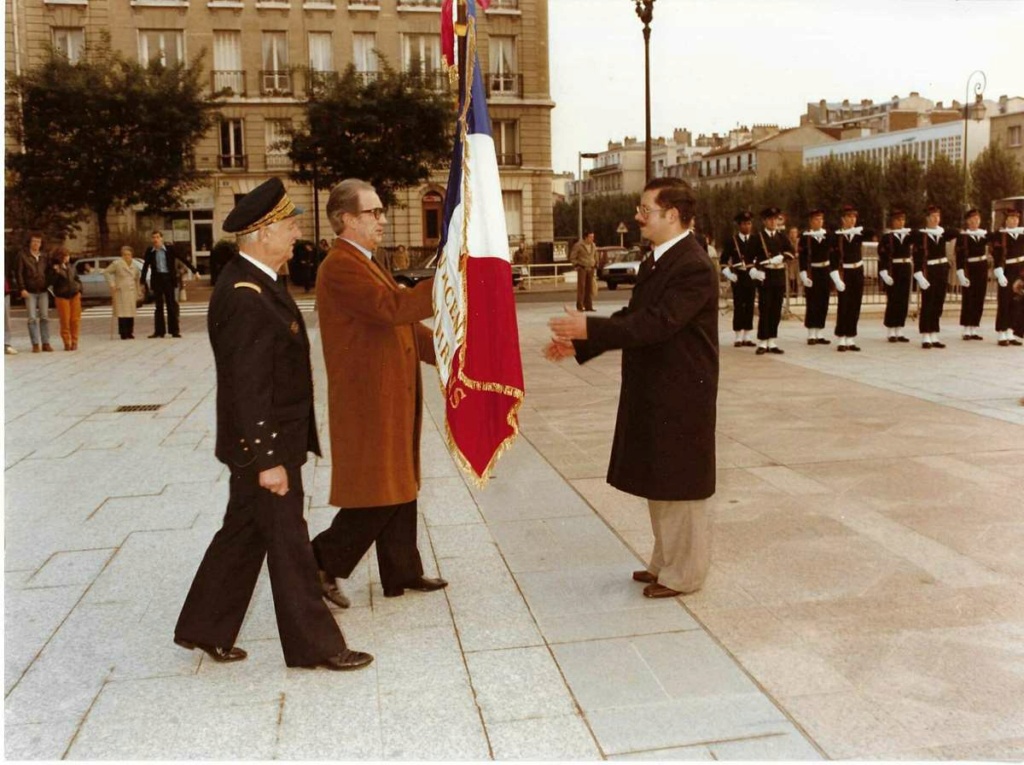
[175,466,345,667]
[756,281,785,340]
[117,317,135,339]
[919,266,949,334]
[884,266,912,328]
[958,261,989,327]
[151,272,179,336]
[994,262,1021,332]
[803,267,832,329]
[834,268,864,337]
[313,501,424,589]
[575,267,595,311]
[730,273,754,331]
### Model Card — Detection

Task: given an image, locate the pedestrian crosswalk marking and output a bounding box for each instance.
[80,298,317,318]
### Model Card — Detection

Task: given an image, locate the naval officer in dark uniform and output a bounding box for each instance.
[797,208,833,345]
[829,204,875,352]
[751,206,794,355]
[174,178,372,671]
[877,208,914,342]
[954,208,991,340]
[913,205,959,349]
[992,208,1024,346]
[719,210,758,347]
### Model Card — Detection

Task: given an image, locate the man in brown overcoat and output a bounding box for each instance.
[570,231,598,312]
[312,178,448,605]
[547,177,719,598]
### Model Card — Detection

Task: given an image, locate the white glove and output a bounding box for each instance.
[956,269,970,288]
[830,270,846,292]
[722,266,738,284]
[749,267,765,282]
[769,254,784,266]
[994,266,1008,288]
[914,271,930,291]
[799,270,813,288]
[879,269,894,287]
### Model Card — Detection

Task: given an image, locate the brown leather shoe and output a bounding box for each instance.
[318,570,351,608]
[643,583,684,599]
[383,576,448,598]
[41,343,54,352]
[174,636,247,662]
[305,649,374,672]
[632,570,657,584]
[32,344,41,353]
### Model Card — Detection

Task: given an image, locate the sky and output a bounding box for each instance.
[546,0,1024,176]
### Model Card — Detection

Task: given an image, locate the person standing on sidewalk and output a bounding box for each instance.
[4,272,17,355]
[830,204,874,352]
[311,178,447,607]
[15,233,53,352]
[103,246,142,340]
[877,209,914,342]
[991,208,1023,346]
[175,177,372,672]
[751,206,794,355]
[719,211,758,347]
[48,247,82,351]
[546,177,719,598]
[914,205,959,349]
[797,208,834,346]
[570,231,598,312]
[141,231,198,338]
[955,208,991,341]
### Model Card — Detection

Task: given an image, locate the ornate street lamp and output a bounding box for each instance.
[962,70,987,210]
[634,0,655,184]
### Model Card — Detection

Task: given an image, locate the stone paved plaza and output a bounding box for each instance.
[4,293,1023,760]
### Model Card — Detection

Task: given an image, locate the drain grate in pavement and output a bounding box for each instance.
[116,404,163,413]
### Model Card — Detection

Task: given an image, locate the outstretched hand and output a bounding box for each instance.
[548,306,588,343]
[542,339,576,362]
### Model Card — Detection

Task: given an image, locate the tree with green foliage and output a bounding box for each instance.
[924,153,965,222]
[970,142,1024,216]
[287,63,453,210]
[883,152,926,222]
[7,35,220,254]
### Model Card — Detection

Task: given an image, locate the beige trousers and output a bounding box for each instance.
[646,498,711,593]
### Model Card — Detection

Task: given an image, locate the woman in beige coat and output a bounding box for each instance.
[104,246,142,339]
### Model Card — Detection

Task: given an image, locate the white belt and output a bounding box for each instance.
[842,261,863,269]
[891,258,911,264]
[763,264,785,270]
[967,256,988,263]
[926,258,948,266]
[1006,256,1024,265]
[810,261,830,268]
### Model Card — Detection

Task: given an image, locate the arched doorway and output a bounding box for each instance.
[422,191,444,249]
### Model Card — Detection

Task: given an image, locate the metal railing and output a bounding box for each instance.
[405,70,451,92]
[265,153,293,170]
[260,69,293,96]
[217,154,248,170]
[496,152,522,167]
[211,70,246,96]
[397,0,441,7]
[486,72,522,98]
[488,0,519,8]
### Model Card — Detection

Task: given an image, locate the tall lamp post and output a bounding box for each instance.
[577,151,599,243]
[962,70,987,211]
[634,0,655,184]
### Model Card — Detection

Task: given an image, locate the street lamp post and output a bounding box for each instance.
[634,0,655,184]
[577,151,599,243]
[962,70,987,211]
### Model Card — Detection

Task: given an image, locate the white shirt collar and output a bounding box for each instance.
[885,228,911,236]
[999,227,1024,236]
[239,251,278,281]
[803,229,827,241]
[342,237,374,261]
[652,230,690,262]
[964,228,988,238]
[836,226,863,237]
[738,233,748,242]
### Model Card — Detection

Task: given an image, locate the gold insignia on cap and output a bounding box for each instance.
[235,281,262,293]
[290,320,300,335]
[236,194,297,237]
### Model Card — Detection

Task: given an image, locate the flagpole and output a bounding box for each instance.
[457,0,468,89]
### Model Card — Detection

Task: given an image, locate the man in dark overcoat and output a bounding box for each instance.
[174,178,372,672]
[547,177,719,597]
[140,230,198,338]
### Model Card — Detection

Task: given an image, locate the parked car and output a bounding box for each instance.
[393,255,526,288]
[598,246,646,290]
[74,256,145,303]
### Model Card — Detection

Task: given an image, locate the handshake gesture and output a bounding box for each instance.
[543,306,586,362]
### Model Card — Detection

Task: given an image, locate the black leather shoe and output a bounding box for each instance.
[932,341,946,349]
[768,347,784,354]
[171,333,182,338]
[888,337,898,343]
[742,340,757,347]
[305,649,374,672]
[922,342,933,349]
[734,341,743,347]
[807,338,816,346]
[318,570,351,608]
[1010,338,1023,346]
[148,333,164,338]
[755,347,767,355]
[383,576,449,598]
[962,335,971,341]
[817,338,832,345]
[848,345,861,352]
[998,339,1010,347]
[896,336,910,343]
[837,345,847,352]
[174,637,247,663]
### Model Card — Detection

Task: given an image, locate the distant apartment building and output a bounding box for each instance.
[697,125,838,188]
[803,120,990,171]
[5,0,554,263]
[989,95,1024,172]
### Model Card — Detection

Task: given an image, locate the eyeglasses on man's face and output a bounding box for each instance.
[358,207,386,221]
[635,204,668,218]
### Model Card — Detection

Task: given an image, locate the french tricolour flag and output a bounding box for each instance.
[433,0,524,483]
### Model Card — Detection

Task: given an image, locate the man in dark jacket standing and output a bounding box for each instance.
[547,177,719,597]
[141,231,198,338]
[15,233,53,352]
[174,178,371,672]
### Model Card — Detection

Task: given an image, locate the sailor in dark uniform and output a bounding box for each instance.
[797,208,833,345]
[751,206,795,355]
[992,208,1024,346]
[877,208,914,342]
[913,205,959,349]
[955,208,991,340]
[829,204,875,352]
[719,210,758,347]
[174,178,372,672]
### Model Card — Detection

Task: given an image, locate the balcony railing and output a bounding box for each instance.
[496,152,522,167]
[212,70,246,96]
[260,69,293,96]
[354,70,379,85]
[348,0,379,6]
[306,69,338,96]
[397,0,441,8]
[487,0,518,8]
[218,154,248,170]
[265,153,293,170]
[405,70,450,92]
[486,72,522,98]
